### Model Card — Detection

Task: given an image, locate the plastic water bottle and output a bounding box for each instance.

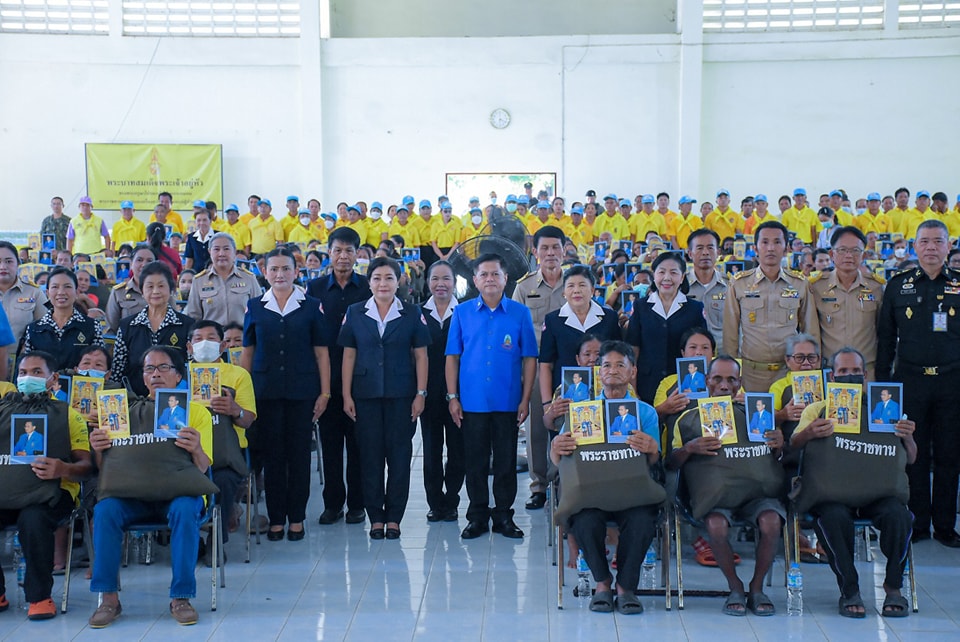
[12,532,25,610]
[787,563,803,616]
[576,550,591,603]
[641,544,657,590]
[130,530,142,564]
[854,527,866,561]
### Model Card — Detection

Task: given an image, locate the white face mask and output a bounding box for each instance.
[324,219,335,229]
[371,211,382,220]
[191,340,222,364]
[299,216,310,226]
[471,215,482,225]
[894,247,906,258]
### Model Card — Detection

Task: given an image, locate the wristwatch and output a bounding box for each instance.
[237,409,245,420]
[417,390,428,398]
[446,393,459,401]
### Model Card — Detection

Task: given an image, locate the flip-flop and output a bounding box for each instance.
[616,592,643,615]
[881,594,910,618]
[589,590,614,613]
[723,591,747,616]
[746,591,776,616]
[838,593,866,618]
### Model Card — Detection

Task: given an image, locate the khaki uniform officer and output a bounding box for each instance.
[0,273,47,371]
[185,265,262,327]
[809,269,883,377]
[105,279,146,333]
[724,266,819,393]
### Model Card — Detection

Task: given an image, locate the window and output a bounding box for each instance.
[899,1,960,27]
[122,1,300,36]
[0,0,109,34]
[703,0,885,31]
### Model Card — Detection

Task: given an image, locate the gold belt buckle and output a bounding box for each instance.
[924,366,939,376]
[767,364,781,371]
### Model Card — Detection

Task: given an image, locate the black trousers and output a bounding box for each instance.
[568,504,660,591]
[0,490,74,602]
[355,397,416,524]
[212,467,244,543]
[898,369,960,534]
[318,394,364,514]
[258,398,314,526]
[421,398,465,514]
[462,411,518,524]
[812,497,912,598]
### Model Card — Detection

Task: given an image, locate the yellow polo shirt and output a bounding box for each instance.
[855,212,891,235]
[631,211,667,241]
[221,220,253,250]
[899,208,936,240]
[593,213,630,241]
[460,223,485,243]
[70,214,108,254]
[388,219,422,248]
[364,219,390,247]
[668,214,704,249]
[150,210,185,234]
[280,214,301,239]
[111,217,146,248]
[782,206,817,243]
[705,208,742,241]
[432,217,463,247]
[248,216,284,254]
[288,223,322,244]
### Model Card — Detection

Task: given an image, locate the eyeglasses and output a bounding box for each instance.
[788,354,821,364]
[833,247,863,256]
[143,364,176,374]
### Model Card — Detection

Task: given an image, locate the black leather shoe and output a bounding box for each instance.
[492,519,524,539]
[369,527,385,540]
[267,529,284,541]
[317,509,344,525]
[912,530,931,543]
[426,510,442,522]
[460,521,489,539]
[442,509,459,522]
[287,526,305,541]
[345,509,367,524]
[385,527,401,540]
[525,492,547,510]
[933,530,960,548]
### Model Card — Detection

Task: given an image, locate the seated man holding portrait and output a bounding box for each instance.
[669,356,785,617]
[550,340,662,615]
[792,347,915,618]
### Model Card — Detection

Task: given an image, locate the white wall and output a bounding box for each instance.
[0,23,958,232]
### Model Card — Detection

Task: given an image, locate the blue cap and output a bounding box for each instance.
[642,194,655,204]
[438,195,449,203]
[619,199,631,208]
[917,190,931,198]
[571,205,584,215]
[402,195,415,205]
[469,196,480,203]
[298,208,310,215]
[867,192,881,201]
[716,189,730,197]
[346,204,360,213]
[793,188,807,197]
[225,203,239,212]
[441,202,452,211]
[396,204,408,213]
[193,200,206,208]
[259,199,272,207]
[120,200,134,209]
[470,207,482,214]
[505,194,517,204]
[286,195,299,202]
[418,199,431,209]
[370,201,383,211]
[518,195,530,205]
[754,194,768,202]
[537,200,550,209]
[321,212,337,221]
[829,190,843,198]
[678,195,697,205]
[603,193,618,201]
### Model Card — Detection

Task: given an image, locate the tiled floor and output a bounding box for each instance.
[1,436,958,641]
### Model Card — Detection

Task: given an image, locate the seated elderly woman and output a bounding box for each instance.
[87,346,215,628]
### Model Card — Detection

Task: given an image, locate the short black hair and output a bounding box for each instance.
[829,225,866,248]
[17,350,58,375]
[599,340,636,366]
[562,264,596,288]
[656,192,669,200]
[328,227,361,250]
[78,344,113,371]
[649,252,689,295]
[576,333,601,356]
[707,354,741,376]
[813,248,831,259]
[48,265,78,289]
[473,253,505,274]
[427,259,454,280]
[132,243,159,262]
[367,256,401,279]
[190,319,225,341]
[687,228,720,247]
[533,225,565,248]
[679,326,716,355]
[894,187,910,198]
[264,247,297,268]
[141,345,187,379]
[224,321,244,334]
[0,241,20,265]
[140,261,175,291]
[158,191,173,201]
[756,220,789,243]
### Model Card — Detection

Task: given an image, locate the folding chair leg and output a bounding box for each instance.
[60,518,75,613]
[662,511,672,611]
[245,475,252,563]
[908,543,918,613]
[674,509,684,610]
[556,525,564,609]
[211,506,219,611]
[782,521,790,587]
[864,526,873,562]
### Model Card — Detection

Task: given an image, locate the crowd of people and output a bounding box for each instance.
[0,183,957,626]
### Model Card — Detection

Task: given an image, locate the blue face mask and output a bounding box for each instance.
[856,208,866,216]
[77,369,107,379]
[17,375,49,395]
[635,283,650,297]
[490,197,497,205]
[822,220,834,229]
[505,203,517,213]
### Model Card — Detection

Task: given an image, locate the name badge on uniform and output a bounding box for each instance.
[745,290,760,299]
[858,293,875,302]
[780,288,799,299]
[934,311,948,332]
[17,297,33,304]
[821,297,837,303]
[201,285,216,293]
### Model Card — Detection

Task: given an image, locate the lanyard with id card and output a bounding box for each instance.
[934,303,948,332]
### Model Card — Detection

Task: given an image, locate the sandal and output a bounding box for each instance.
[616,591,643,615]
[589,590,614,613]
[723,591,747,616]
[746,591,776,616]
[838,593,866,619]
[881,593,910,618]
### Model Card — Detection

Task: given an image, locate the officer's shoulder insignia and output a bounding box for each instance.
[808,271,824,284]
[516,272,536,283]
[865,271,885,285]
[112,282,126,290]
[785,268,805,279]
[195,268,211,278]
[732,269,752,281]
[239,267,256,276]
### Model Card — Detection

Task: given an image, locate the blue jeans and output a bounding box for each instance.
[90,496,204,599]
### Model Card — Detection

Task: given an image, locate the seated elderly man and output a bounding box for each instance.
[550,340,662,615]
[0,351,92,620]
[792,347,916,618]
[88,346,215,628]
[669,356,786,616]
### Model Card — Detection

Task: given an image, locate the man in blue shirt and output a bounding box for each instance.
[609,404,639,437]
[14,419,44,458]
[446,253,538,539]
[680,361,706,394]
[749,398,773,435]
[564,371,590,402]
[872,388,901,425]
